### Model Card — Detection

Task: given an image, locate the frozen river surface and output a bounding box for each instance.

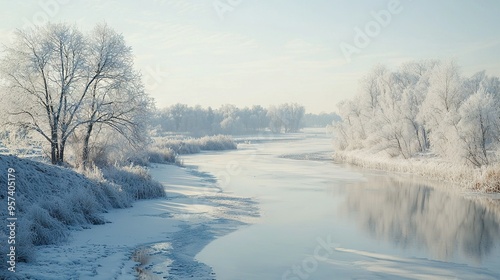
[184,130,500,279]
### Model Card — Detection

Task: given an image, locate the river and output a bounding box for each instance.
[182,129,500,279]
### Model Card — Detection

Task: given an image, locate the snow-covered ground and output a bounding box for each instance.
[15,164,258,279]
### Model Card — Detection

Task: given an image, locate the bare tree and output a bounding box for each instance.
[78,24,150,168]
[169,103,188,131]
[1,23,151,166]
[1,24,88,164]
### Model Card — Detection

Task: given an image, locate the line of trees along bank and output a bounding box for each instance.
[333,60,500,167]
[151,103,306,136]
[0,23,151,167]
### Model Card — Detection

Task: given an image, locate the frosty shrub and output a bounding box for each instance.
[0,155,165,266]
[154,138,201,154]
[475,165,500,193]
[153,135,237,155]
[15,217,35,263]
[146,147,178,164]
[101,165,166,200]
[196,135,238,150]
[69,130,180,167]
[68,189,108,225]
[26,205,68,246]
[40,198,86,226]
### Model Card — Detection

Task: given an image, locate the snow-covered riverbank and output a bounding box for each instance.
[14,164,257,279]
[334,150,500,193]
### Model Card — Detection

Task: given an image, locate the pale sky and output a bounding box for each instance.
[1,0,499,113]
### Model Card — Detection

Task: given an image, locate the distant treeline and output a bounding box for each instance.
[152,103,337,136]
[302,113,340,128]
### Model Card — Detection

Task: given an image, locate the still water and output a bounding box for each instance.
[185,130,500,279]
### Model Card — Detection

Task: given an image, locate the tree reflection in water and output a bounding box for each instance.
[341,175,500,263]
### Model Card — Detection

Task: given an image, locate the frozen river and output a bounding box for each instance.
[183,129,500,279]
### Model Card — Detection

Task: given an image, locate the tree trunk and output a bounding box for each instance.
[58,142,65,165]
[50,142,57,164]
[412,122,423,152]
[50,127,58,164]
[82,123,94,169]
[422,128,429,150]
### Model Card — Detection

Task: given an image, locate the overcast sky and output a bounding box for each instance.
[1,0,499,113]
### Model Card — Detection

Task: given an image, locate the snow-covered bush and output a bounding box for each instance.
[16,217,35,263]
[474,165,500,192]
[101,165,165,200]
[145,147,178,164]
[26,205,68,246]
[196,135,237,151]
[0,154,165,268]
[153,135,237,155]
[154,138,201,154]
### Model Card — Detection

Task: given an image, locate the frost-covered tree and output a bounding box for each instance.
[455,90,498,166]
[238,106,269,133]
[370,67,414,157]
[0,23,151,165]
[169,103,188,131]
[372,61,438,157]
[267,103,305,133]
[153,103,304,135]
[267,105,283,133]
[333,97,366,150]
[333,59,500,166]
[335,65,420,157]
[419,61,467,158]
[1,24,88,164]
[398,60,439,152]
[451,71,500,167]
[78,24,150,168]
[219,104,244,134]
[285,103,306,133]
